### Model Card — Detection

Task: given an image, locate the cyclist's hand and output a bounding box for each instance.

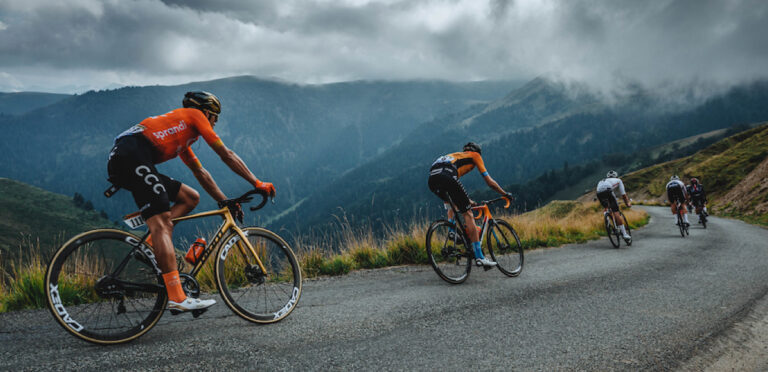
[256,181,276,198]
[503,192,515,202]
[231,202,244,223]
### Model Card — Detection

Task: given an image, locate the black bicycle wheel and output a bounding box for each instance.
[215,227,302,323]
[45,229,166,345]
[425,220,472,284]
[620,212,632,246]
[677,208,685,237]
[486,219,524,277]
[701,212,707,229]
[605,213,620,248]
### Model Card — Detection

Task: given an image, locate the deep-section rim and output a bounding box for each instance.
[44,229,166,345]
[214,227,302,324]
[425,219,472,284]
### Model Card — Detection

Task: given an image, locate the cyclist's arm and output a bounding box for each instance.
[473,153,508,196]
[180,149,227,202]
[621,194,631,207]
[211,142,262,188]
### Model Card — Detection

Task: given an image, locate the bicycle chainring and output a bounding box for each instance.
[179,273,200,298]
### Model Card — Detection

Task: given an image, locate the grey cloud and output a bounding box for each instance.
[0,0,766,94]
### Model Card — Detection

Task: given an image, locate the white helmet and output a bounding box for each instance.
[606,170,618,178]
[670,175,680,181]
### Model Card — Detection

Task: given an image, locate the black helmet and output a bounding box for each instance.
[463,142,481,154]
[183,91,221,114]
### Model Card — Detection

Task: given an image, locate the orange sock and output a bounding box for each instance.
[162,270,186,303]
[145,234,153,247]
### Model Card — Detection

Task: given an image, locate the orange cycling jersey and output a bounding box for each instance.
[117,108,223,167]
[433,151,488,178]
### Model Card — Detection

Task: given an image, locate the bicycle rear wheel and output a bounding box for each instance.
[605,214,620,248]
[425,220,472,284]
[701,212,707,229]
[45,229,166,344]
[215,227,302,323]
[677,208,685,237]
[486,220,524,277]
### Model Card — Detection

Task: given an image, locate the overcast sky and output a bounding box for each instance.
[0,0,766,94]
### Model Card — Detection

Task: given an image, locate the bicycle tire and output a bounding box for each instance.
[605,213,620,248]
[425,220,472,284]
[45,229,166,345]
[620,212,632,246]
[486,219,524,277]
[677,207,685,237]
[215,227,302,323]
[701,212,707,229]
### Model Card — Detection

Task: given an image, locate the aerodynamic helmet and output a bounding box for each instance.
[183,91,221,115]
[463,142,482,154]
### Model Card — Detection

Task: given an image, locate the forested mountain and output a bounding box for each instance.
[0,92,70,116]
[272,79,768,233]
[0,76,519,225]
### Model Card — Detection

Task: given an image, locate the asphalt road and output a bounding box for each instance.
[2,207,768,371]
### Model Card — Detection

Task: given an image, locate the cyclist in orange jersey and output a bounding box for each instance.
[107,91,276,312]
[428,142,512,267]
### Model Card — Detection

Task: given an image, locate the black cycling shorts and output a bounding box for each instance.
[596,190,620,213]
[428,163,472,213]
[667,185,685,204]
[107,134,181,220]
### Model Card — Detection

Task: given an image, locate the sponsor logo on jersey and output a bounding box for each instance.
[152,121,188,140]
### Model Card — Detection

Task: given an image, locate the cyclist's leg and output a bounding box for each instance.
[170,183,198,220]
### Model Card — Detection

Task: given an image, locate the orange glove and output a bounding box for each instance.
[255,181,276,197]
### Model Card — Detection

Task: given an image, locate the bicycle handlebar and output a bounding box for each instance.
[476,196,513,209]
[219,189,272,213]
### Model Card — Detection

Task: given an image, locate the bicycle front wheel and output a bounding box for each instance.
[486,220,524,277]
[620,212,632,246]
[425,220,471,284]
[45,229,166,345]
[215,227,302,323]
[677,209,685,237]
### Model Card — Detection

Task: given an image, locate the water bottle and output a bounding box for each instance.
[185,238,206,264]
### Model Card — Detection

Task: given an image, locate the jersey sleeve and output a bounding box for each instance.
[616,180,626,196]
[179,147,202,169]
[472,153,489,177]
[191,110,224,150]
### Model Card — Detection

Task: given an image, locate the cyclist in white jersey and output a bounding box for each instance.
[666,175,690,227]
[595,170,632,241]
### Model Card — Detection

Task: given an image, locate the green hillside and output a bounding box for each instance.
[621,123,768,225]
[0,178,115,264]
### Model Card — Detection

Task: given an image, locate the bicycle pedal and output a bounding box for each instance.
[169,309,183,316]
[192,309,207,318]
[482,265,494,272]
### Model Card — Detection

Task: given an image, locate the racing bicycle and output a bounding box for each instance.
[425,196,523,284]
[603,207,632,248]
[45,190,302,344]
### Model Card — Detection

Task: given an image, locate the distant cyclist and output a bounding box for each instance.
[107,91,276,313]
[428,142,513,267]
[596,170,632,242]
[687,177,708,223]
[666,175,690,227]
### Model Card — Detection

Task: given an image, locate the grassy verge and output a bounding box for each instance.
[0,201,649,313]
[294,201,649,279]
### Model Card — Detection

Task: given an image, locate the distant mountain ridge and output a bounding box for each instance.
[0,75,520,226]
[0,92,70,116]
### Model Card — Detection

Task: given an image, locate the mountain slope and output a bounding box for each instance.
[0,178,114,263]
[0,76,519,223]
[272,80,768,232]
[0,92,70,116]
[617,123,768,225]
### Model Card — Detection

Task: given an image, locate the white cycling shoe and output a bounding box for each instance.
[475,257,497,267]
[168,297,216,312]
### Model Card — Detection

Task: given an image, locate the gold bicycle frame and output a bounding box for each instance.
[171,206,268,276]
